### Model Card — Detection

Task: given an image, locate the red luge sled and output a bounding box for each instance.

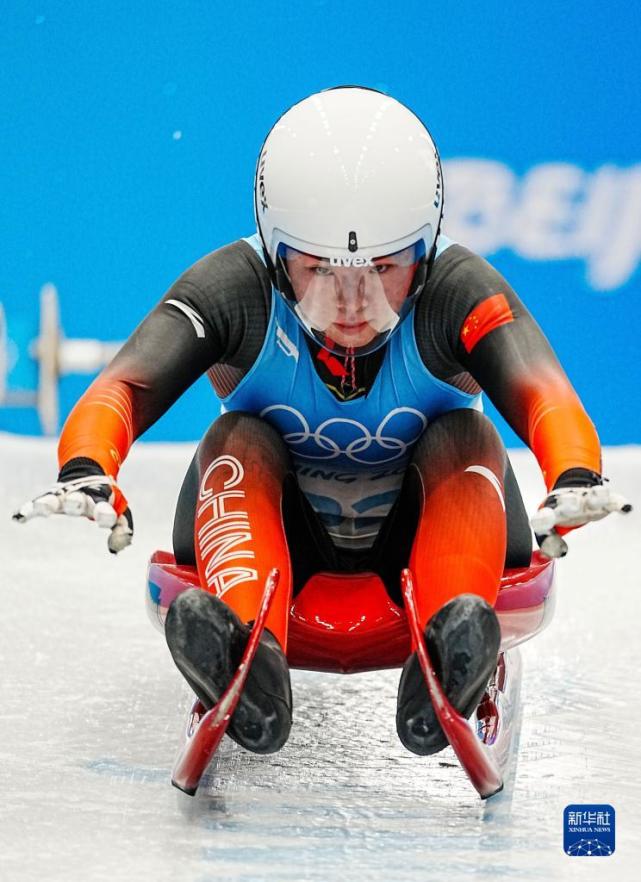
[146,551,555,797]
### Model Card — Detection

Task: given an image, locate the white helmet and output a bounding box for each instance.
[254,86,444,356]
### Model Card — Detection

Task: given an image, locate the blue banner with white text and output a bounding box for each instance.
[1,0,638,445]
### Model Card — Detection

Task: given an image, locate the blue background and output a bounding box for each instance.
[1,0,639,444]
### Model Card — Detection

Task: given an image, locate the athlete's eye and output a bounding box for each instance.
[313,266,333,276]
[371,264,390,274]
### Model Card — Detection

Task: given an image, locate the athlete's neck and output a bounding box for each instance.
[305,337,386,402]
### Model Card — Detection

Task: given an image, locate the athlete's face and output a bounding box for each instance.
[284,246,418,350]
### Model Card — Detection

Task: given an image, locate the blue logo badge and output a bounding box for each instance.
[564,804,615,856]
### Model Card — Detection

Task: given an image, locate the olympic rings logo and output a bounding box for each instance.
[260,404,427,464]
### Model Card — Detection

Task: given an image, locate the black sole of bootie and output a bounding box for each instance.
[165,588,292,754]
[396,593,501,756]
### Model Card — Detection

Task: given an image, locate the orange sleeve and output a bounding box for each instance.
[55,240,276,477]
[57,377,135,477]
[524,376,602,490]
[456,294,602,490]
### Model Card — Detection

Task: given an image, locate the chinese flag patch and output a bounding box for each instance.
[460,293,514,354]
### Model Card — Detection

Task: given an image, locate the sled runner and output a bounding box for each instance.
[146,552,555,798]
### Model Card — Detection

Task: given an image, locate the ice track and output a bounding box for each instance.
[1,435,640,881]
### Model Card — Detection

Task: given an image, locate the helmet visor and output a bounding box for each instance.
[277,241,425,355]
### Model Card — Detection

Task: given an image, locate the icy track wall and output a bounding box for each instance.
[1,1,639,444]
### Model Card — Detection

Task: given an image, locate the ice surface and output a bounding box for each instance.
[1,434,640,882]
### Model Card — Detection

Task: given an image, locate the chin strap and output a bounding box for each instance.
[341,346,357,395]
[315,338,358,396]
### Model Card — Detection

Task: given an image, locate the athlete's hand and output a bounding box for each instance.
[12,459,134,554]
[531,481,632,558]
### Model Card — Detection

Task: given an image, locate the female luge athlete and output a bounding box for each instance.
[14,87,631,758]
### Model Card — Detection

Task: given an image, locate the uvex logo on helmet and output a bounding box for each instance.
[433,152,442,210]
[258,151,268,212]
[329,256,374,267]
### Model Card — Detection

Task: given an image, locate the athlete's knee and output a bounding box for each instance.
[198,411,291,473]
[412,409,507,478]
[424,408,502,449]
[201,410,280,446]
[412,409,507,496]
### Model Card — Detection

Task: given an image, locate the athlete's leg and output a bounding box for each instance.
[376,409,512,756]
[503,459,532,568]
[371,411,532,612]
[406,409,509,627]
[173,411,293,648]
[172,411,338,646]
[168,412,323,754]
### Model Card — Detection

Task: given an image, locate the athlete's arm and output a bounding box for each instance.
[58,239,271,477]
[415,244,601,491]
